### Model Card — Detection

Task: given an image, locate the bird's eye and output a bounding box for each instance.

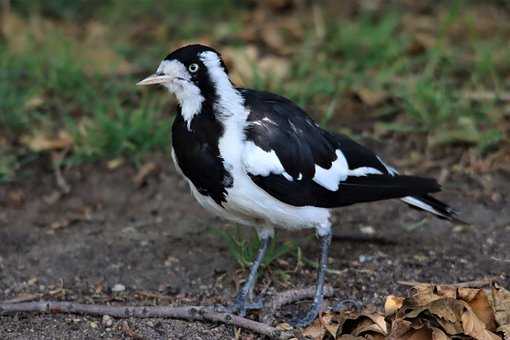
[188,63,199,73]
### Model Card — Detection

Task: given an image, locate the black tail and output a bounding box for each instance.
[323,174,443,207]
[402,194,467,224]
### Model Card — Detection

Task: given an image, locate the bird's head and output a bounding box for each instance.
[137,44,230,104]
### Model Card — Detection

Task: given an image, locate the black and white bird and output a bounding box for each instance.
[137,44,461,326]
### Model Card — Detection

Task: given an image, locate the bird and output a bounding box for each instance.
[137,44,462,327]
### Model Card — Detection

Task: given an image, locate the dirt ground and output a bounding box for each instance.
[1,144,509,339]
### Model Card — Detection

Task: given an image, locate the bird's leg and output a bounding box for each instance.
[230,230,272,316]
[291,228,332,327]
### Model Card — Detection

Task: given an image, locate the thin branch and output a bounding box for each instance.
[267,286,334,312]
[0,301,293,339]
[462,91,510,102]
[52,152,70,194]
[397,276,500,288]
[0,287,336,339]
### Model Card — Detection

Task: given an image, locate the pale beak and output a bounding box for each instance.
[136,74,174,86]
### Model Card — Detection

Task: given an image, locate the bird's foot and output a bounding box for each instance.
[289,307,320,328]
[226,295,264,317]
[289,298,363,328]
[288,301,323,328]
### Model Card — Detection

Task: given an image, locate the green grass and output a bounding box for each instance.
[1,1,509,177]
[69,97,171,164]
[212,227,296,271]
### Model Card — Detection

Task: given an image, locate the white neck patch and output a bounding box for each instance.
[157,60,204,130]
[199,51,245,121]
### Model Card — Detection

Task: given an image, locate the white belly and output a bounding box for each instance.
[185,169,331,232]
[172,145,331,232]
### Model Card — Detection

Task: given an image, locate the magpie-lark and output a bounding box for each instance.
[137,44,461,326]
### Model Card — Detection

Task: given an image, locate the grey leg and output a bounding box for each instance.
[291,230,332,327]
[231,233,271,316]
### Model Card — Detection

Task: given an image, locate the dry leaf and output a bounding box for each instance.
[407,328,433,340]
[427,299,463,323]
[107,158,124,170]
[385,295,404,316]
[467,290,498,332]
[351,317,382,336]
[133,162,159,186]
[222,46,289,85]
[258,55,290,80]
[302,317,326,340]
[356,88,388,107]
[319,312,339,337]
[431,327,450,340]
[389,318,413,338]
[492,284,510,327]
[361,313,388,335]
[304,282,509,339]
[497,324,510,339]
[21,131,73,152]
[461,308,500,340]
[408,284,443,307]
[436,285,457,299]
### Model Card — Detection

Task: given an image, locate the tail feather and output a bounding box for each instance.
[402,194,467,224]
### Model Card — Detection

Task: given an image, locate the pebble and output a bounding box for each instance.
[359,255,373,263]
[359,225,375,235]
[102,315,113,327]
[112,283,126,292]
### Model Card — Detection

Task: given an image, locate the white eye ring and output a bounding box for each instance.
[188,63,199,73]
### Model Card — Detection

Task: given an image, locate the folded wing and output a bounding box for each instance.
[240,88,443,208]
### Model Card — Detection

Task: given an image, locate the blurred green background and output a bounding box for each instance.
[1,0,509,182]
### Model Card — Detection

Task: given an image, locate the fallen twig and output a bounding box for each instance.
[0,301,292,339]
[398,276,500,288]
[1,293,42,304]
[462,90,510,102]
[267,286,334,312]
[52,152,70,194]
[0,287,335,339]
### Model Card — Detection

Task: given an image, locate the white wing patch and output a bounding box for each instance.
[377,156,398,176]
[313,150,383,191]
[242,141,293,181]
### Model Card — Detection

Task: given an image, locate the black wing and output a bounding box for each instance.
[240,88,441,208]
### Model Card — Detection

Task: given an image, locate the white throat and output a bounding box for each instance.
[157,60,204,129]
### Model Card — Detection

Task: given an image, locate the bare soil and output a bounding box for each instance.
[1,146,509,339]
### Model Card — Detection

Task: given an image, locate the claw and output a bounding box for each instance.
[228,296,264,317]
[289,304,322,327]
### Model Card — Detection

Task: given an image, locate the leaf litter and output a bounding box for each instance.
[300,282,510,339]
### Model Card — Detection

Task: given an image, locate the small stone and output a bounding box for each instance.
[102,315,113,327]
[90,321,98,329]
[112,283,126,292]
[359,225,375,235]
[146,321,154,327]
[358,255,373,263]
